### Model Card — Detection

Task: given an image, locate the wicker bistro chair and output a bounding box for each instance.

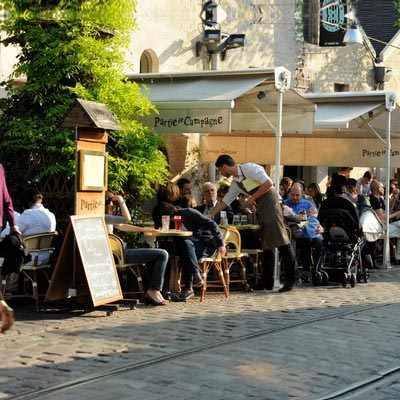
[198,227,229,301]
[108,234,144,297]
[222,226,250,295]
[1,231,58,311]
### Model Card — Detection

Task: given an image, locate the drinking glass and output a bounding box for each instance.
[232,215,240,225]
[161,215,170,231]
[173,215,182,230]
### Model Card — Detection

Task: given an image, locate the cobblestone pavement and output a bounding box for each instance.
[2,267,400,400]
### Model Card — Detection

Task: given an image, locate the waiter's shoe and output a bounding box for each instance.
[252,282,274,291]
[278,280,295,293]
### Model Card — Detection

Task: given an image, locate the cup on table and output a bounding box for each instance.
[299,210,307,221]
[173,215,182,231]
[161,215,170,231]
[232,215,240,225]
[240,215,248,225]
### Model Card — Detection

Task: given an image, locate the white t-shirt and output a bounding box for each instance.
[1,204,56,265]
[222,163,272,206]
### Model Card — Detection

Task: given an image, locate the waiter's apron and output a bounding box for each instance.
[237,181,289,250]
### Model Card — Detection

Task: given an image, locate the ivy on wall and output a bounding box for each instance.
[0,0,169,215]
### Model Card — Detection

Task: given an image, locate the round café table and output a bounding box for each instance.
[232,224,261,231]
[144,229,193,237]
[144,229,193,292]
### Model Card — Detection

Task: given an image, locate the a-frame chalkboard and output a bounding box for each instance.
[45,215,122,307]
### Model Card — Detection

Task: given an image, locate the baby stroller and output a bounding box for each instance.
[315,195,367,288]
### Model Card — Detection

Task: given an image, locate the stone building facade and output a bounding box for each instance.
[1,0,399,186]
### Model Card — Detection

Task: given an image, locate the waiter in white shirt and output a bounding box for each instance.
[209,154,297,292]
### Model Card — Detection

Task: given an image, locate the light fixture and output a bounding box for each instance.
[343,24,364,46]
[197,1,245,68]
[226,34,245,49]
[257,91,266,100]
[203,29,221,43]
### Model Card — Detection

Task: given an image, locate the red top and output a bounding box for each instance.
[0,164,16,229]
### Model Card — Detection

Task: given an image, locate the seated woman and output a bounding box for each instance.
[152,183,226,301]
[306,182,325,209]
[105,191,169,306]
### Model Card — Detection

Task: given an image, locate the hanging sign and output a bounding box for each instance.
[319,0,347,47]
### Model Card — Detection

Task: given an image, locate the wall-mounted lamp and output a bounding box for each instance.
[203,29,221,43]
[226,34,246,49]
[257,91,266,100]
[197,1,245,69]
[342,24,363,45]
[341,20,399,86]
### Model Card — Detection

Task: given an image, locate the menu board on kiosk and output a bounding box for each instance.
[70,215,122,306]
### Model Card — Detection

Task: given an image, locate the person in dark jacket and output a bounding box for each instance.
[195,182,234,224]
[0,164,20,333]
[152,183,226,300]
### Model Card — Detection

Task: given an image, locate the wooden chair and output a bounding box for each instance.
[1,232,58,311]
[108,234,144,297]
[198,227,229,301]
[222,226,249,295]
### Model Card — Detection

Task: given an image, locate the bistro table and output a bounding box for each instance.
[144,229,193,238]
[144,229,193,293]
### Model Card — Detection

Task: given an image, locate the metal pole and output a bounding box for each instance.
[210,52,220,70]
[273,90,283,287]
[383,109,392,268]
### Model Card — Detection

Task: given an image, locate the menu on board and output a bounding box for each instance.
[70,215,122,306]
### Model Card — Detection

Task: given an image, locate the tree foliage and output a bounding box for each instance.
[0,0,169,215]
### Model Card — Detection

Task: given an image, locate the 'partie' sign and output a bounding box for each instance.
[142,109,231,133]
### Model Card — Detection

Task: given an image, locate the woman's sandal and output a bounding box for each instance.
[0,301,14,333]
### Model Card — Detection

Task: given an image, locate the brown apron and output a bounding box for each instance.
[237,180,289,250]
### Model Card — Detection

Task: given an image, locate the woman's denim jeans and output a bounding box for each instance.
[125,247,169,291]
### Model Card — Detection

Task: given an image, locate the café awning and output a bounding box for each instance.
[201,91,400,168]
[127,68,315,134]
[304,91,400,135]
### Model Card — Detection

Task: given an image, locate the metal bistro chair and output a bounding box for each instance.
[222,226,249,295]
[198,227,229,301]
[108,233,145,297]
[1,231,58,311]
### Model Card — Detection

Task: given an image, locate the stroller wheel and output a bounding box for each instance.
[322,271,329,285]
[342,272,348,288]
[313,271,322,286]
[350,273,356,288]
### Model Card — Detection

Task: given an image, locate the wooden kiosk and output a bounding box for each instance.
[45,99,124,310]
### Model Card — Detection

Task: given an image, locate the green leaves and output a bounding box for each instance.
[0,0,168,214]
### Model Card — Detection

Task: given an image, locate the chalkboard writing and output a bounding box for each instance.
[70,215,122,306]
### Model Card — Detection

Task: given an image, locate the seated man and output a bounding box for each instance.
[2,189,56,237]
[195,182,234,224]
[284,183,324,280]
[0,188,56,296]
[2,189,56,264]
[153,183,226,300]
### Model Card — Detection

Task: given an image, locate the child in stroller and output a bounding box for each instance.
[316,194,368,287]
